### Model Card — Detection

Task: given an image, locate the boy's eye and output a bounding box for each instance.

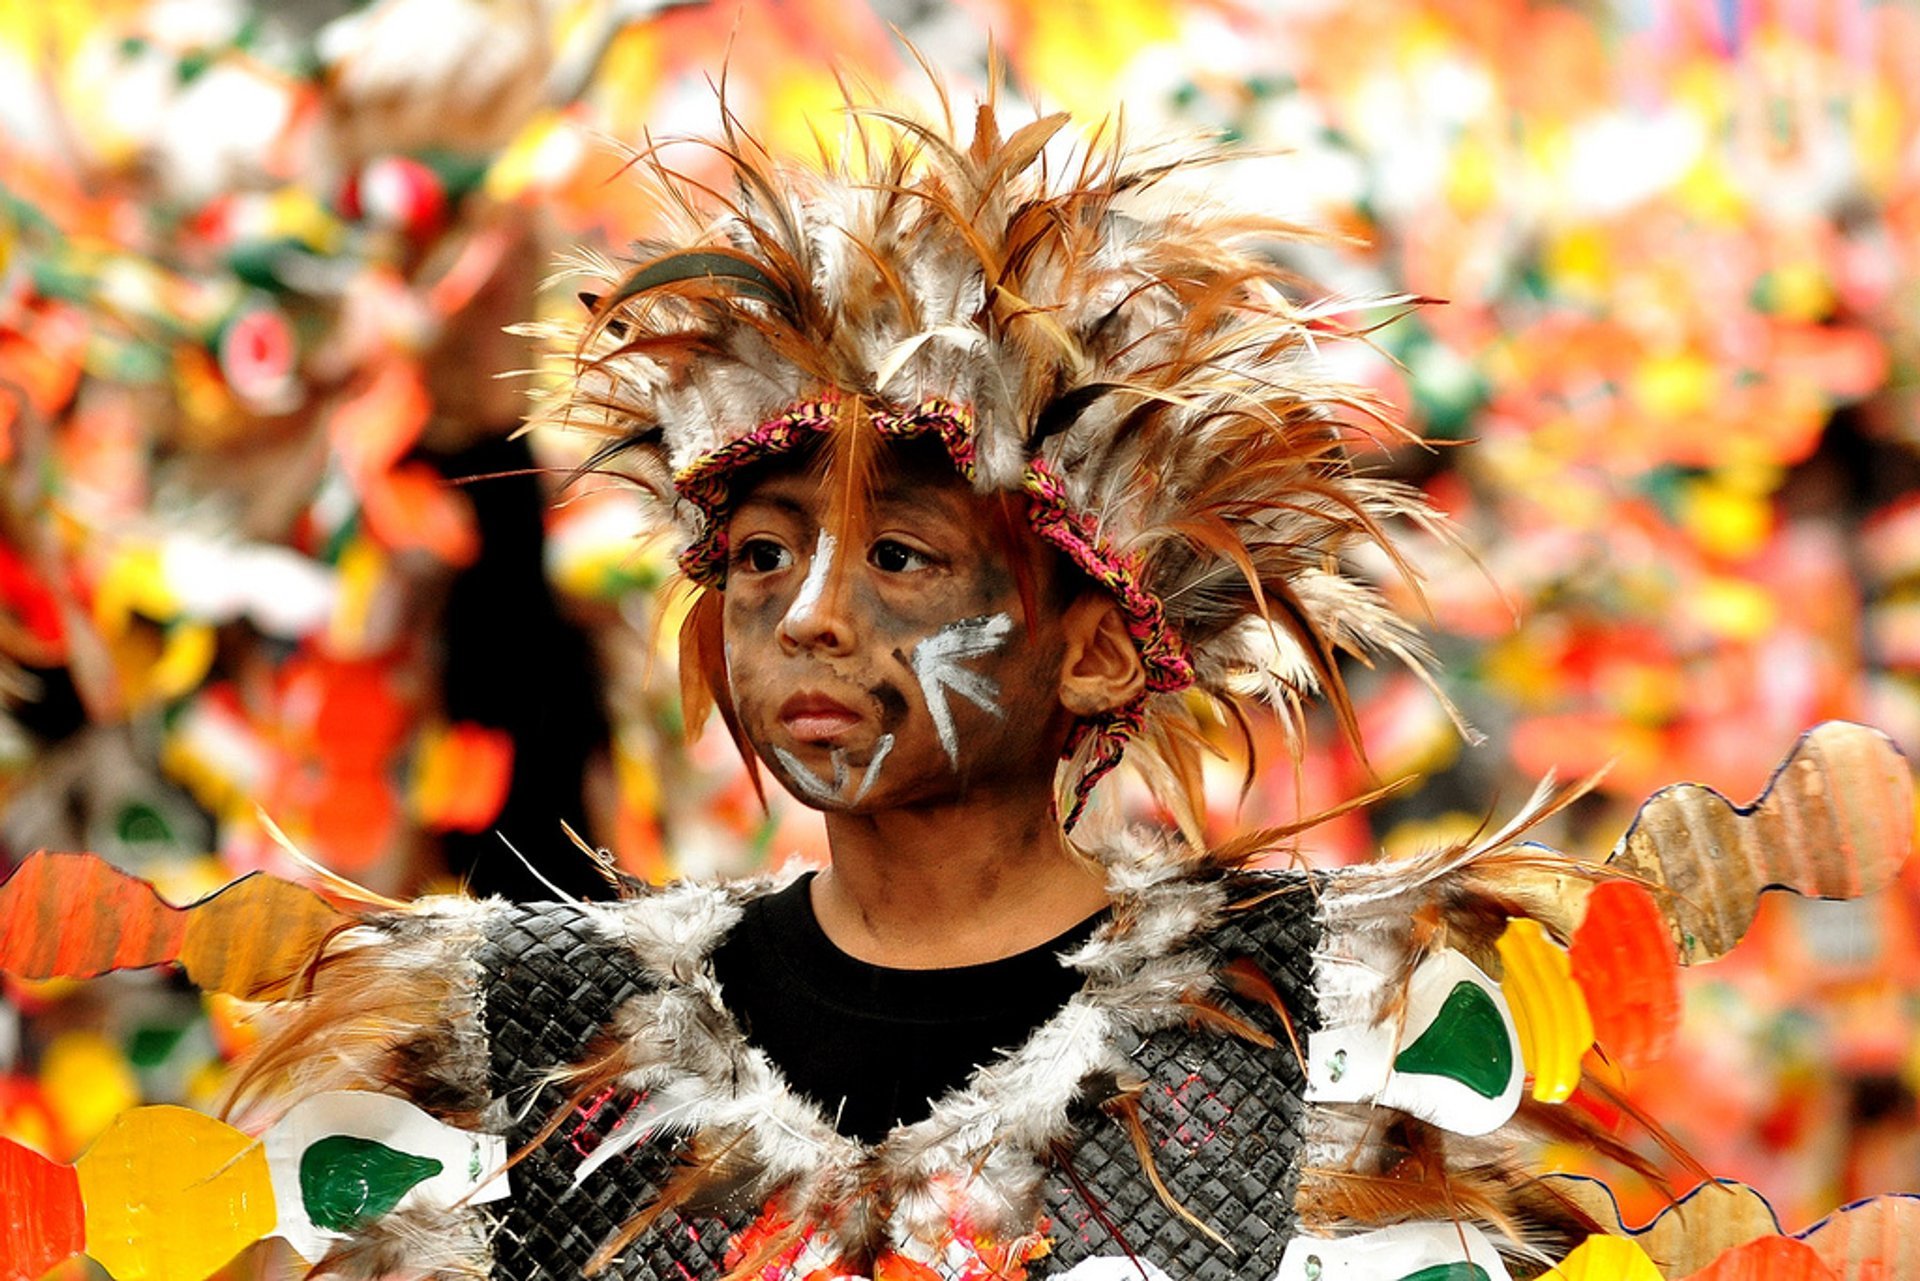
[737,538,793,574]
[869,539,932,574]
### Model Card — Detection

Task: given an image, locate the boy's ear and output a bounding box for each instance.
[1058,593,1147,716]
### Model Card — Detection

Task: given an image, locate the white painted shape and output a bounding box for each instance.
[1303,1019,1395,1103]
[265,1090,509,1263]
[1274,1221,1511,1281]
[786,530,837,624]
[1376,950,1523,1138]
[773,735,896,807]
[772,746,840,804]
[851,733,895,803]
[910,613,1014,767]
[1303,949,1522,1137]
[1054,1255,1177,1281]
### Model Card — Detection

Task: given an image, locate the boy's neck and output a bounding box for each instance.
[809,783,1110,969]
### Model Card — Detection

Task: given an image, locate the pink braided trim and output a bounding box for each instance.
[1018,459,1194,695]
[675,398,841,583]
[670,397,1196,825]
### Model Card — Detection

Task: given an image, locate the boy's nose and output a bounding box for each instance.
[776,533,856,656]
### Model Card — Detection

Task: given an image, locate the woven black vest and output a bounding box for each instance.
[474,870,1320,1281]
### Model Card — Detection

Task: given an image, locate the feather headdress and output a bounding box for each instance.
[532,78,1464,826]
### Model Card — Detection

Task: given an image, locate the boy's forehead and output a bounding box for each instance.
[731,446,980,519]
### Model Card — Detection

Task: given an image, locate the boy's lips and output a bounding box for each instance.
[778,692,863,743]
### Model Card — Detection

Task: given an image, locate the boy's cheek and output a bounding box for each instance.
[724,589,788,638]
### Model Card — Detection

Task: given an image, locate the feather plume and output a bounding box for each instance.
[521,69,1463,821]
[817,395,882,604]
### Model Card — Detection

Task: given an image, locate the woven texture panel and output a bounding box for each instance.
[470,876,1320,1280]
[1033,871,1321,1280]
[476,902,754,1281]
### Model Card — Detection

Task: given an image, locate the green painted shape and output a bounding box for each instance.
[299,1135,443,1231]
[1392,979,1513,1099]
[1399,1266,1491,1281]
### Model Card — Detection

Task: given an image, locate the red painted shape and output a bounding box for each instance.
[1570,879,1681,1069]
[1683,1235,1838,1281]
[0,852,188,981]
[0,1138,85,1281]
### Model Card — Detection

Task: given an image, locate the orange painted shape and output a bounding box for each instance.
[1683,1236,1837,1281]
[0,853,187,981]
[73,1106,275,1281]
[1800,1196,1920,1280]
[1570,880,1681,1069]
[0,1138,85,1281]
[180,875,349,1000]
[873,1253,944,1281]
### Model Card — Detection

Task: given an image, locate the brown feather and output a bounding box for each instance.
[1513,1094,1681,1199]
[716,1217,808,1281]
[1215,957,1305,1068]
[679,588,765,809]
[1102,1088,1234,1252]
[1048,1141,1154,1280]
[1180,989,1279,1050]
[1566,1073,1714,1190]
[817,394,882,606]
[586,1132,759,1276]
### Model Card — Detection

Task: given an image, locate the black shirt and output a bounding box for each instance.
[709,873,1107,1144]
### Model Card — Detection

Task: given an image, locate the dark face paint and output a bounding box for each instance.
[718,446,1072,813]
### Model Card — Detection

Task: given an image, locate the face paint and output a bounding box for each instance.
[770,734,896,808]
[783,531,837,626]
[721,453,1074,811]
[910,613,1014,768]
[771,746,842,804]
[849,733,894,802]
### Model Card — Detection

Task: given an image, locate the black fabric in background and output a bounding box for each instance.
[430,435,611,901]
[711,873,1105,1144]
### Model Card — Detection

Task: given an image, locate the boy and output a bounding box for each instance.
[7,81,1915,1281]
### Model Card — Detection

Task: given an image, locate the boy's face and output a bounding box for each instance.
[720,446,1073,812]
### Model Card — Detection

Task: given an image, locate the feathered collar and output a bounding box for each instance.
[548,824,1243,1272]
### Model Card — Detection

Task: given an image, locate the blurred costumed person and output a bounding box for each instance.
[3,75,1916,1281]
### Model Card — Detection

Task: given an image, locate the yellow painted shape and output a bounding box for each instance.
[1541,1234,1664,1280]
[1496,918,1594,1103]
[75,1105,275,1281]
[264,189,343,255]
[93,547,176,634]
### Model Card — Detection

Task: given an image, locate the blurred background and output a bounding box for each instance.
[2,0,1917,1260]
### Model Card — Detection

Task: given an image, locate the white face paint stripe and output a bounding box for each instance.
[772,746,840,803]
[772,734,896,807]
[785,530,837,625]
[910,613,1014,768]
[850,733,895,803]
